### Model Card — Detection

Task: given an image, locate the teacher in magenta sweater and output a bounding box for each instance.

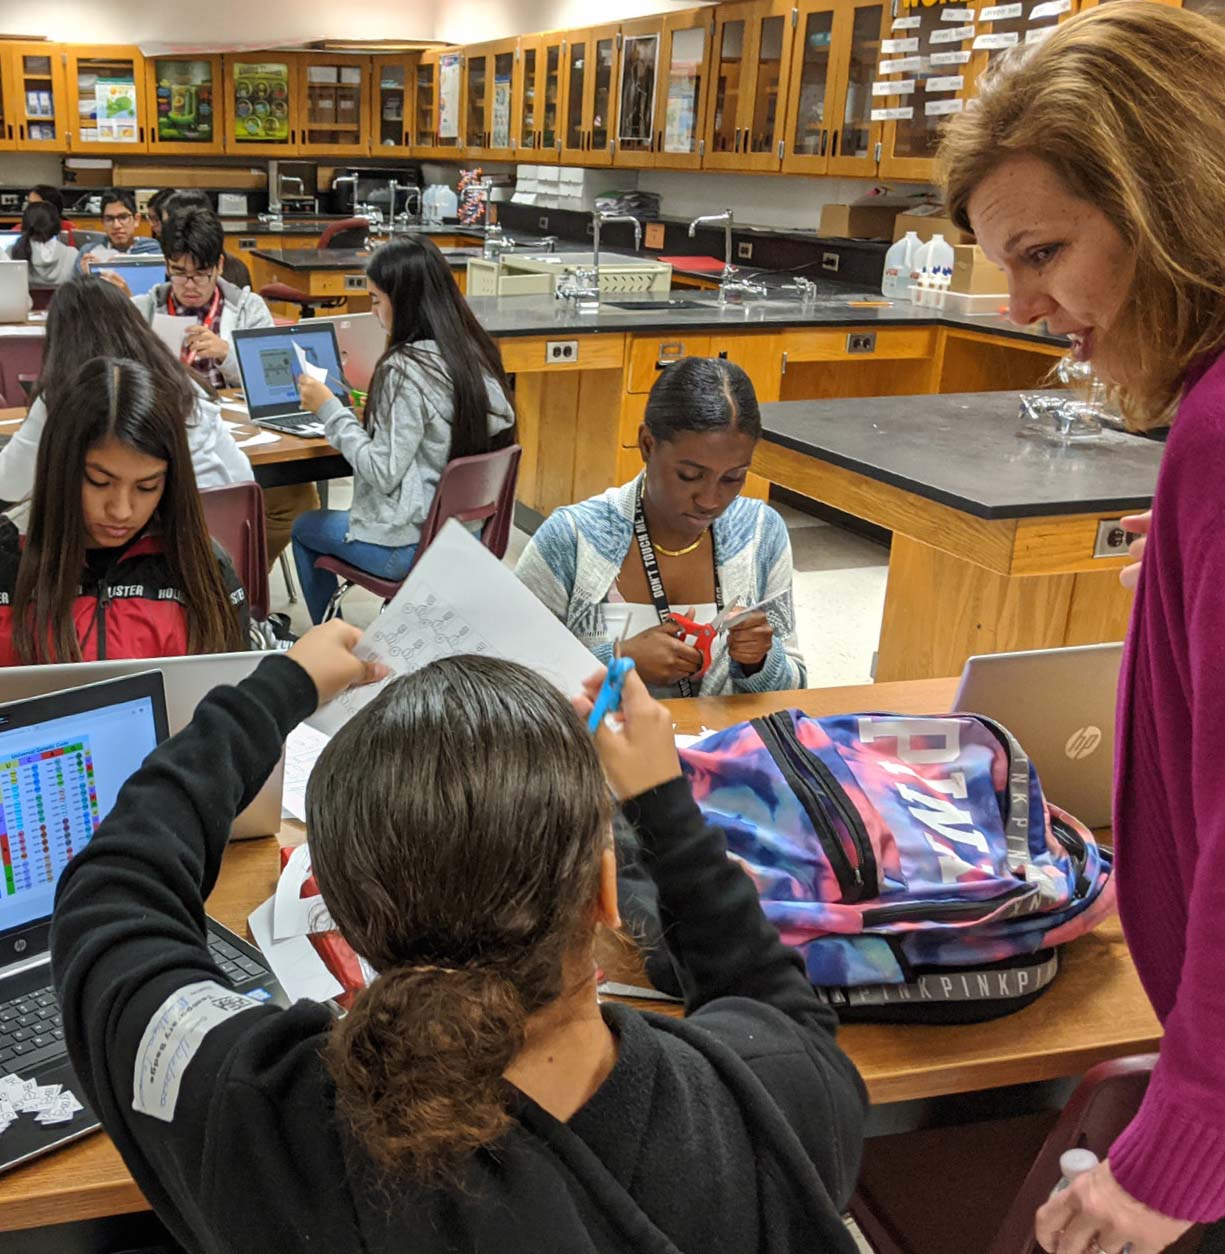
[941,6,1225,1254]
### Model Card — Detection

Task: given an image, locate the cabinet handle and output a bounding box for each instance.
[819,128,828,156]
[138,125,144,143]
[18,124,24,142]
[733,126,741,153]
[832,130,840,157]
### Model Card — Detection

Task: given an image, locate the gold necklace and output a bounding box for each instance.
[653,534,705,558]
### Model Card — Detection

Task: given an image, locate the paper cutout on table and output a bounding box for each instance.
[222,400,250,416]
[927,75,965,93]
[941,7,977,19]
[872,79,916,96]
[871,106,914,121]
[272,841,336,940]
[925,97,966,116]
[892,15,921,29]
[282,723,332,822]
[236,431,281,449]
[248,895,344,1003]
[880,37,919,52]
[980,2,1023,19]
[0,417,22,427]
[930,50,973,65]
[1030,0,1070,15]
[307,519,598,737]
[292,340,328,383]
[0,1073,83,1136]
[1025,24,1057,42]
[972,30,1019,48]
[879,55,927,73]
[930,25,976,42]
[151,313,196,357]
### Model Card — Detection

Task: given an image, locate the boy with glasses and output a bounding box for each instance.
[79,189,162,272]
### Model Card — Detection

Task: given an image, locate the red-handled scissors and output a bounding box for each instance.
[668,592,785,679]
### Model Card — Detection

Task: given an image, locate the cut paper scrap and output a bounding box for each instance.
[248,895,344,1004]
[236,431,281,449]
[292,339,328,383]
[281,723,331,822]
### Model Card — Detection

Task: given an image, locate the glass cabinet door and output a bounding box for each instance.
[8,45,65,150]
[562,36,587,159]
[539,36,563,160]
[518,40,539,151]
[654,13,712,170]
[782,0,838,173]
[744,3,793,169]
[614,19,663,165]
[488,46,515,158]
[225,59,298,154]
[300,58,368,154]
[373,58,410,153]
[146,56,220,154]
[705,7,750,168]
[827,0,886,175]
[589,29,617,163]
[66,48,146,151]
[414,54,438,154]
[466,51,488,149]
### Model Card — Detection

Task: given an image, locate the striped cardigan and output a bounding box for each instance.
[516,475,807,696]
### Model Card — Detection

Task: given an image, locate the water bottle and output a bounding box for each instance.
[1049,1150,1132,1254]
[882,231,920,300]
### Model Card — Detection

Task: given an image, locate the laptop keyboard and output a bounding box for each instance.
[0,936,272,1076]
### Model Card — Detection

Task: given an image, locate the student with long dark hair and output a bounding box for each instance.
[518,356,805,695]
[11,200,79,285]
[50,621,866,1251]
[26,184,76,245]
[0,277,252,522]
[292,236,515,622]
[0,355,248,663]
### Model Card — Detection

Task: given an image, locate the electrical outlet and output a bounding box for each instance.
[737,241,753,260]
[538,215,550,230]
[343,274,367,291]
[546,340,579,364]
[822,251,840,272]
[846,332,877,355]
[1094,519,1130,558]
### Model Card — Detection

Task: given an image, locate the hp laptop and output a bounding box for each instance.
[0,260,31,323]
[0,652,284,840]
[232,323,350,438]
[305,311,385,392]
[952,642,1124,829]
[92,254,167,297]
[0,671,288,1175]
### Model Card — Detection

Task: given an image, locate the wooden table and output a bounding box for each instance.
[0,676,1160,1236]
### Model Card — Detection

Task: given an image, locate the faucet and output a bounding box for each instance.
[482,221,516,261]
[537,235,559,253]
[562,210,643,313]
[687,208,766,305]
[332,173,359,221]
[277,175,306,213]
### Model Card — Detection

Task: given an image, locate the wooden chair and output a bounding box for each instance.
[0,332,44,407]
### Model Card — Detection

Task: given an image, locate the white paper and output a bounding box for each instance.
[930,50,973,65]
[308,520,598,736]
[221,400,249,416]
[880,55,927,73]
[281,724,332,823]
[930,25,976,42]
[1025,24,1057,42]
[927,75,965,92]
[925,97,966,116]
[892,16,921,29]
[973,31,1020,48]
[980,2,1023,18]
[880,37,919,52]
[941,7,977,18]
[1030,0,1070,15]
[151,314,196,357]
[248,895,344,1004]
[292,340,328,383]
[871,106,914,121]
[872,79,915,95]
[236,431,281,449]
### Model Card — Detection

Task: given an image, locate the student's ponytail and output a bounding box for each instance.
[307,657,612,1187]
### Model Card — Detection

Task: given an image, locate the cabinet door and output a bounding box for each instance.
[560,24,619,164]
[372,55,413,155]
[65,46,148,153]
[299,56,370,155]
[412,51,440,158]
[471,40,517,161]
[144,55,223,155]
[653,9,714,170]
[781,0,840,174]
[224,56,300,155]
[613,16,664,167]
[588,25,619,165]
[559,32,588,162]
[434,49,465,159]
[537,34,564,162]
[7,45,68,151]
[825,0,887,176]
[0,50,20,149]
[966,0,1078,94]
[465,46,491,153]
[704,2,756,170]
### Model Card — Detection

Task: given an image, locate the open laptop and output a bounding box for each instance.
[304,311,385,392]
[0,231,22,257]
[0,260,31,323]
[952,642,1124,829]
[92,254,166,296]
[232,322,350,438]
[0,671,288,1175]
[0,652,284,840]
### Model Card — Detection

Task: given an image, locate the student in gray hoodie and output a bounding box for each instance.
[294,237,516,622]
[12,200,79,286]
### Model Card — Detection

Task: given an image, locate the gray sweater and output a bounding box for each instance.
[317,342,515,547]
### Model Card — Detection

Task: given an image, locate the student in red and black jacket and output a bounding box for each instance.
[0,354,248,665]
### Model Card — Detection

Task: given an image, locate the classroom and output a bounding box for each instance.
[0,0,1216,1251]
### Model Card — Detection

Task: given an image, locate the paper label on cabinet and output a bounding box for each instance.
[973,31,1020,48]
[1030,0,1071,16]
[925,97,966,116]
[941,7,977,19]
[872,79,916,95]
[871,106,914,121]
[1025,24,1057,42]
[881,37,920,52]
[880,55,928,73]
[892,16,922,29]
[980,3,1023,19]
[929,50,973,65]
[926,75,965,93]
[930,25,976,43]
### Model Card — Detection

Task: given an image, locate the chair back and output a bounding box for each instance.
[410,443,522,573]
[200,482,270,622]
[258,283,346,322]
[0,332,45,407]
[318,218,370,250]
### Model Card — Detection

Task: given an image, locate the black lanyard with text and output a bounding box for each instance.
[632,481,721,698]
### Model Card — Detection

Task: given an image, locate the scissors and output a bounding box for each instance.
[669,592,786,679]
[587,614,636,735]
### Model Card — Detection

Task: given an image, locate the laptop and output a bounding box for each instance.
[0,671,288,1175]
[952,642,1124,829]
[305,311,385,392]
[232,323,350,438]
[0,260,31,323]
[0,652,284,840]
[0,232,22,257]
[92,255,167,296]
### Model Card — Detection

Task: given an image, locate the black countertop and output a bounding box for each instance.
[761,391,1161,519]
[223,218,485,237]
[250,245,481,270]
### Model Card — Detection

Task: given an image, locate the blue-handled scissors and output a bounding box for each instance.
[587,614,635,734]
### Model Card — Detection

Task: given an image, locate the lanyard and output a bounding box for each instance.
[632,480,721,698]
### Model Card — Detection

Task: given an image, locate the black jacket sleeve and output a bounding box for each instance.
[622,777,868,1207]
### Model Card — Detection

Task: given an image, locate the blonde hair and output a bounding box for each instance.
[939,2,1225,430]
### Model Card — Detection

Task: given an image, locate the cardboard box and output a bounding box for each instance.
[950,244,1007,295]
[112,164,267,190]
[819,202,903,240]
[892,210,974,246]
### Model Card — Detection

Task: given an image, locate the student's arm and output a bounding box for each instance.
[0,394,46,504]
[730,507,806,694]
[188,393,254,487]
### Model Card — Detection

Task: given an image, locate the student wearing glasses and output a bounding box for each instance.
[78,189,162,272]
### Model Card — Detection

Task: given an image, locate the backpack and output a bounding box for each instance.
[632,710,1115,1024]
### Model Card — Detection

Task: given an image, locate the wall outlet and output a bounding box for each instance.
[538,215,550,230]
[1094,519,1130,558]
[846,332,877,355]
[343,274,367,291]
[737,241,753,260]
[546,340,579,363]
[822,251,840,272]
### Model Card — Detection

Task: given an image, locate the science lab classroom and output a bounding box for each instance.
[0,0,1220,1252]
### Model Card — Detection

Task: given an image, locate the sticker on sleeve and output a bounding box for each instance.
[133,980,262,1123]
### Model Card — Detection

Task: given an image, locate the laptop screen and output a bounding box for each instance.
[233,324,348,416]
[95,259,166,296]
[0,682,162,935]
[0,231,21,256]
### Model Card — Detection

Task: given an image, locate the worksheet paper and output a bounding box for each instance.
[236,430,280,449]
[248,895,344,1003]
[292,340,328,383]
[151,313,196,357]
[281,723,332,821]
[308,519,599,736]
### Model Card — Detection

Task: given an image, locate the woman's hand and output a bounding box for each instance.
[96,269,131,297]
[183,324,229,363]
[1034,1158,1192,1254]
[297,374,334,415]
[619,619,704,687]
[1119,510,1151,591]
[725,608,773,675]
[573,666,681,800]
[286,620,389,705]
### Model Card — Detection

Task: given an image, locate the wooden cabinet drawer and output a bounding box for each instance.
[620,392,648,447]
[783,326,936,363]
[627,334,711,392]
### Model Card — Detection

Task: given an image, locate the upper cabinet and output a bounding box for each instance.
[371,54,416,155]
[2,44,68,151]
[144,55,223,155]
[825,0,886,176]
[298,55,371,155]
[64,46,149,152]
[433,48,466,159]
[413,50,440,158]
[612,16,665,166]
[560,23,619,165]
[464,37,517,160]
[517,33,563,162]
[780,0,839,174]
[223,56,300,155]
[653,9,715,169]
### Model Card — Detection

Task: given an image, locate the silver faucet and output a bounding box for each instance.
[482,221,516,261]
[537,235,559,254]
[564,210,643,313]
[687,208,766,305]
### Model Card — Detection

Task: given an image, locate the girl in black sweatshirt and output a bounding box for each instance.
[51,622,867,1254]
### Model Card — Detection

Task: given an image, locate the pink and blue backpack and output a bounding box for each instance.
[671,710,1115,1022]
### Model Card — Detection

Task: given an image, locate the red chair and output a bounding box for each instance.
[0,332,45,407]
[258,282,346,323]
[200,481,270,625]
[318,217,370,250]
[316,443,522,621]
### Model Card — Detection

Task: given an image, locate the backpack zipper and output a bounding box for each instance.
[752,713,874,903]
[1050,816,1090,898]
[861,881,1034,926]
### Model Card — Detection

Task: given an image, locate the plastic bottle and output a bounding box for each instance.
[882,231,920,300]
[909,237,935,306]
[926,233,955,308]
[436,184,459,222]
[1050,1148,1101,1196]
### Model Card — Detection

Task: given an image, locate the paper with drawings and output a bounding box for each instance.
[282,723,331,821]
[273,841,335,940]
[308,519,598,736]
[292,340,328,383]
[248,895,344,1003]
[151,313,196,357]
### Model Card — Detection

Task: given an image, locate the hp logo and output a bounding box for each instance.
[1065,726,1103,761]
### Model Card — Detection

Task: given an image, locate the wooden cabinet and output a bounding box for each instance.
[559,22,619,165]
[464,37,517,160]
[144,54,223,155]
[652,9,716,169]
[371,55,415,155]
[298,55,371,155]
[702,0,795,172]
[224,55,299,155]
[611,16,664,166]
[412,50,440,158]
[433,48,466,159]
[780,0,839,173]
[1,44,68,151]
[516,34,564,162]
[64,46,148,152]
[826,0,887,175]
